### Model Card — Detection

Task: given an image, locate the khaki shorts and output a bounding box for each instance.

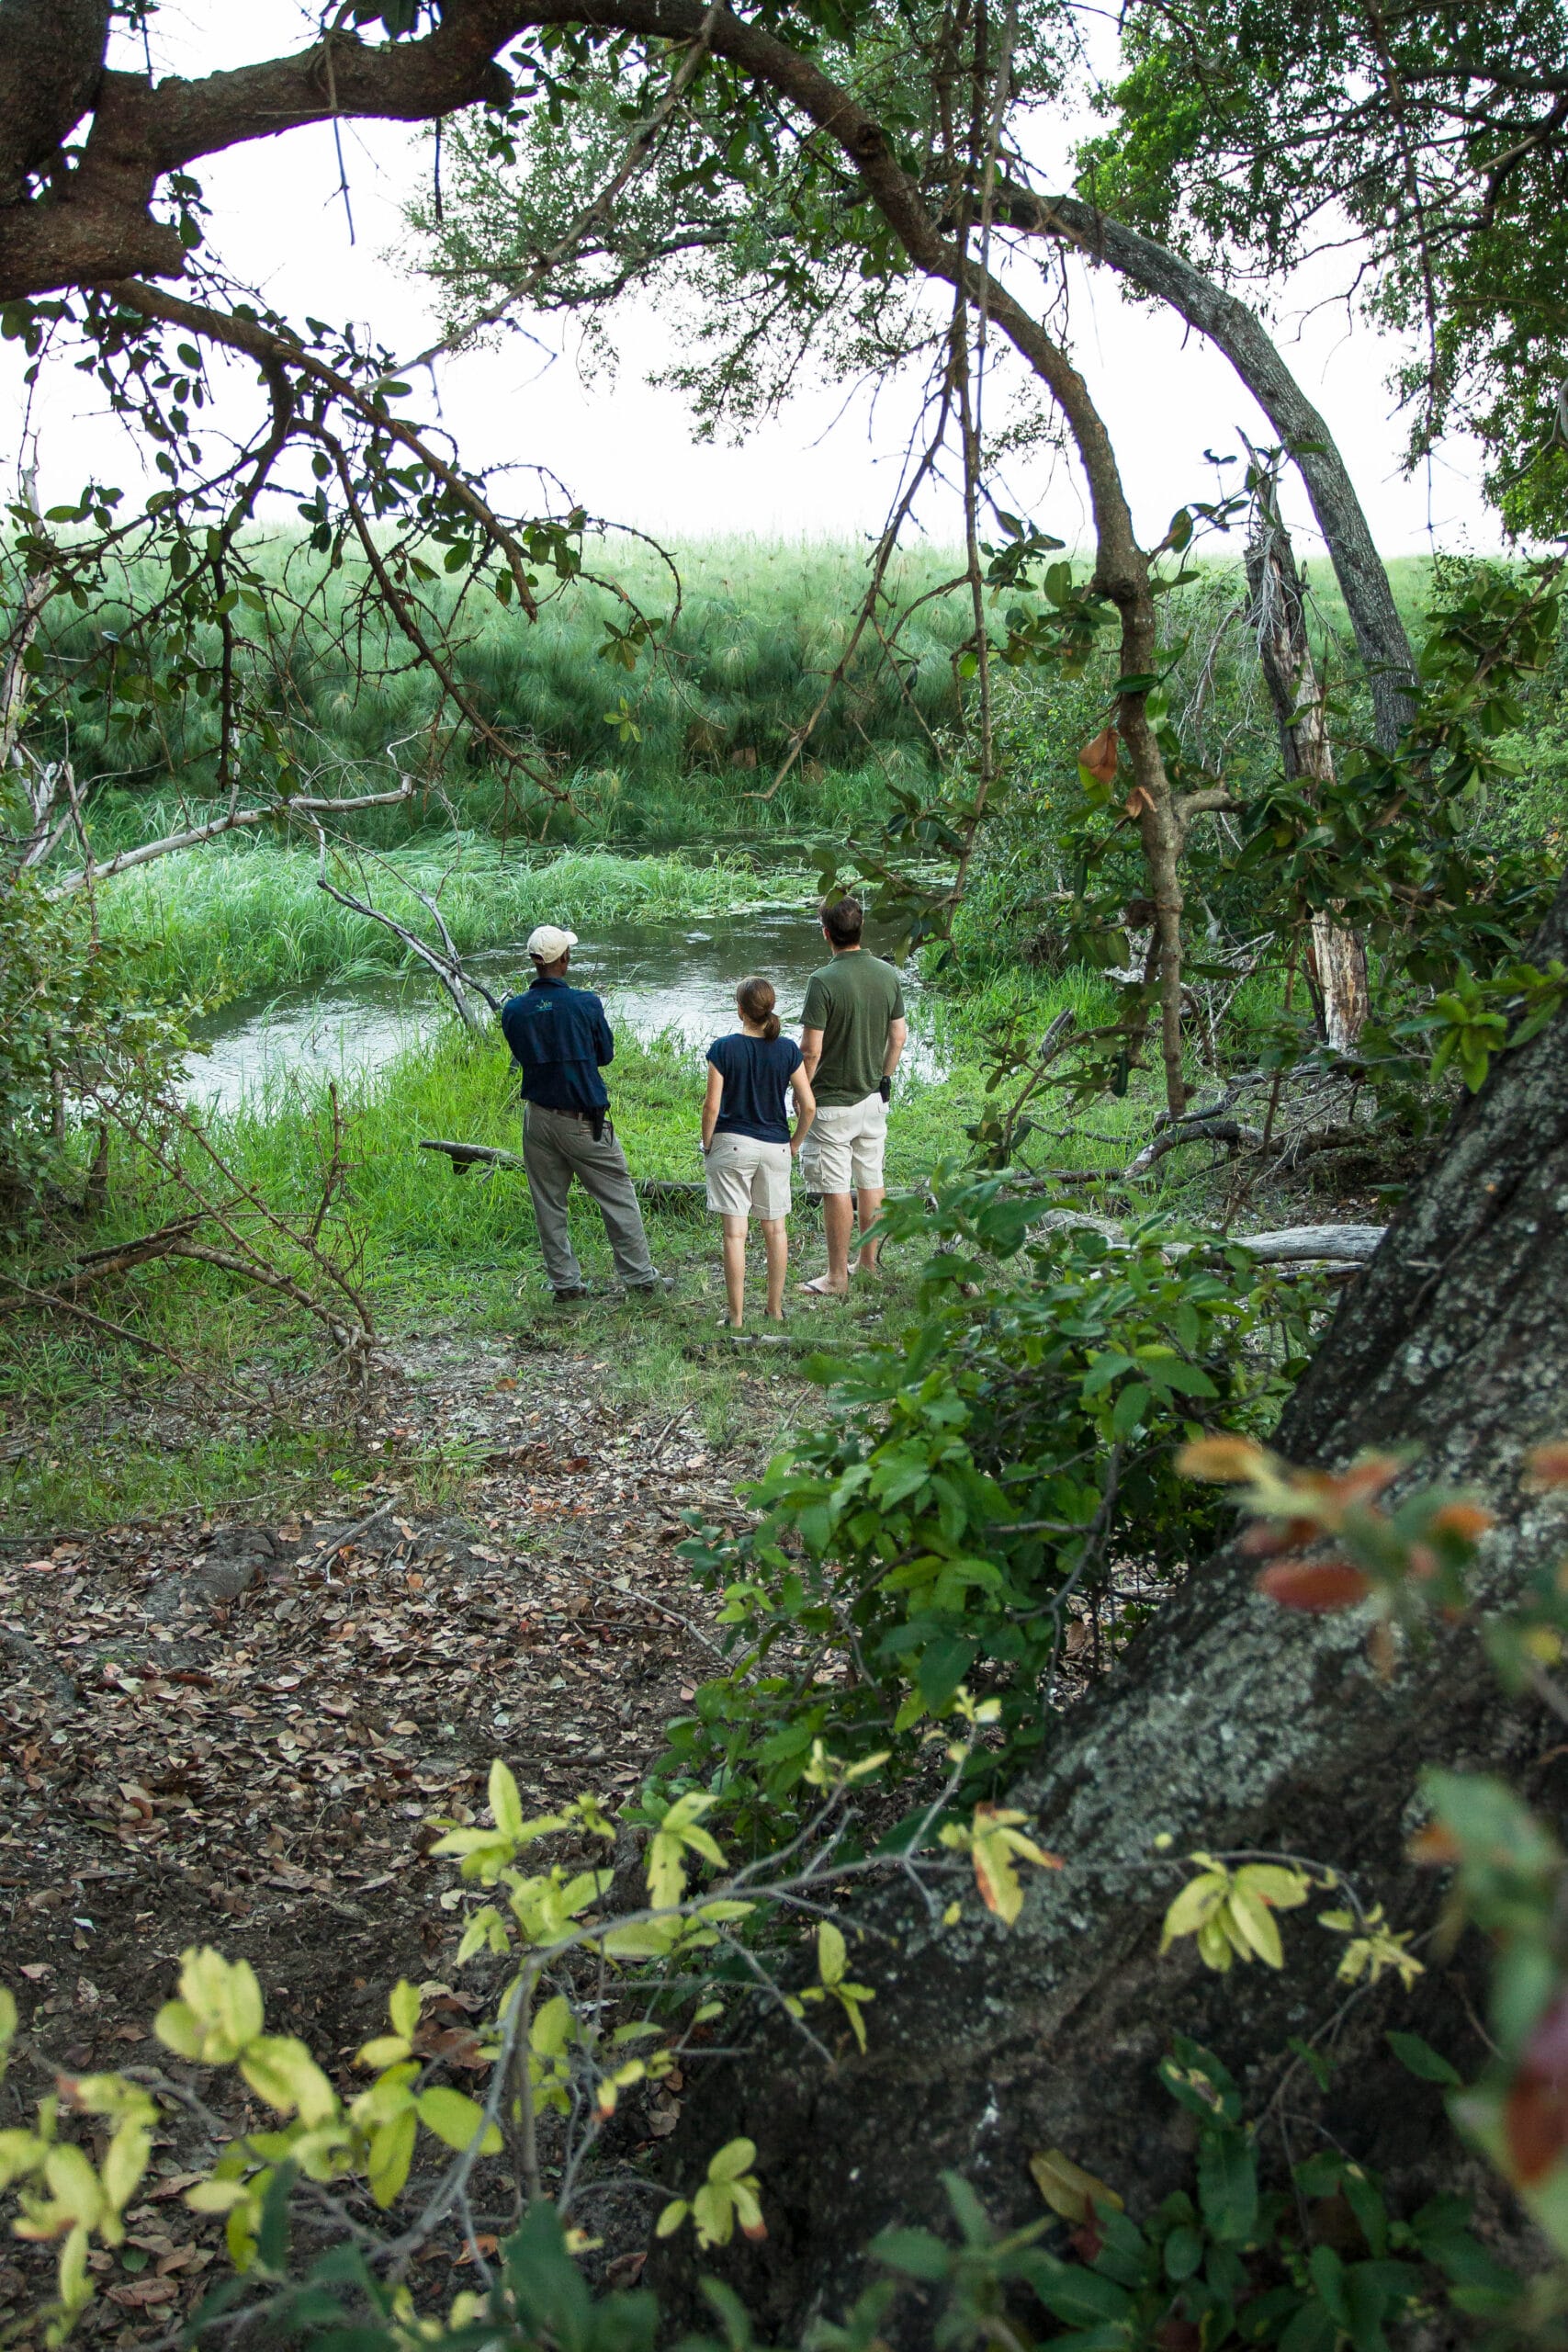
[799,1091,887,1193]
[705,1133,793,1220]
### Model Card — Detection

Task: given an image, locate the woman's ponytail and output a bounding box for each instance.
[738,975,780,1042]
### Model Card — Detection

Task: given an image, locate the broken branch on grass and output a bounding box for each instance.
[50,1214,210,1296]
[163,1241,369,1362]
[81,1084,377,1374]
[0,1266,196,1368]
[314,836,502,1035]
[1124,1112,1263,1178]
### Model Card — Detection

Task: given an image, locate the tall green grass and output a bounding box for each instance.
[21,528,1450,882]
[102,839,819,1003]
[30,534,969,854]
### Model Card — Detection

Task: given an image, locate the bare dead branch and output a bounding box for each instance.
[42,779,415,898]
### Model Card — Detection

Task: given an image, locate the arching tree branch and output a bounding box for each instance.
[993,182,1417,750]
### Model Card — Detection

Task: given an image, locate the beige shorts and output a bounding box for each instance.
[799,1091,887,1193]
[705,1133,793,1220]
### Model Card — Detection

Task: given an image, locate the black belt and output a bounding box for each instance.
[531,1102,610,1141]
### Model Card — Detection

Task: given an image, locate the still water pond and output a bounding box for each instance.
[186,908,939,1115]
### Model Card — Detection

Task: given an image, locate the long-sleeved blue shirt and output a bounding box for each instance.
[500,975,614,1113]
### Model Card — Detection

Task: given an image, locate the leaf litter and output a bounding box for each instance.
[0,1331,763,2337]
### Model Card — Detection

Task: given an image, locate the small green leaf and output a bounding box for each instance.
[1386,2030,1462,2087]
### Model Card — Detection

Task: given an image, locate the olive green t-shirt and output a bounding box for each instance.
[800,950,906,1107]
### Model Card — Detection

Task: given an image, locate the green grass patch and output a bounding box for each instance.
[0,952,1177,1533]
[0,1419,374,1535]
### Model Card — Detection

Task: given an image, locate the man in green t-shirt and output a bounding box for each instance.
[797,893,908,1295]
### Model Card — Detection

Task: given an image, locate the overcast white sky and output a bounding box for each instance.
[1,1,1500,566]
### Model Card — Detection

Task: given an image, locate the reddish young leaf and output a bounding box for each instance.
[1078,726,1119,786]
[1069,2216,1105,2264]
[1241,1516,1324,1558]
[1333,1455,1403,1504]
[1504,1995,1568,2183]
[1526,1442,1568,1490]
[1155,2324,1201,2352]
[1175,1436,1267,1483]
[1506,2071,1568,2184]
[1428,1501,1495,1541]
[1255,1558,1371,1613]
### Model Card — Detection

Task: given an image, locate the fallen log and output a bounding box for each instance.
[418,1141,1383,1261]
[419,1136,705,1204]
[1024,1201,1386,1267]
[420,1137,525,1174]
[1231,1222,1384,1264]
[1124,1113,1262,1176]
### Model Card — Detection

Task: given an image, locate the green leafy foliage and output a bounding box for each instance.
[1078,0,1568,536]
[0,871,186,1211]
[661,1173,1314,1835]
[847,2047,1510,2352]
[971,554,1568,1130]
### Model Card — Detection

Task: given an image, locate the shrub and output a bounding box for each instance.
[663,1175,1317,1841]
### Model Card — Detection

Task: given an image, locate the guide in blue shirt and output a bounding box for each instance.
[499,926,666,1304]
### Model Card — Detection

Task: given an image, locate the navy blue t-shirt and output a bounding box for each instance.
[707,1032,803,1144]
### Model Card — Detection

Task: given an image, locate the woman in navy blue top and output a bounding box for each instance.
[701,978,816,1329]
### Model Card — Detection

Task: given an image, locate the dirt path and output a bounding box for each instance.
[0,1333,766,2337]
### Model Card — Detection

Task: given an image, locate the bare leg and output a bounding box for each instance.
[761,1217,788,1318]
[721,1214,748,1327]
[806,1192,852,1294]
[856,1185,886,1272]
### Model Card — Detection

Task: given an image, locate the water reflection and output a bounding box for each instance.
[185,908,938,1115]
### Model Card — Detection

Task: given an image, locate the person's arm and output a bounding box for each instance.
[884,1016,908,1077]
[701,1062,725,1153]
[788,1064,816,1154]
[799,973,828,1081]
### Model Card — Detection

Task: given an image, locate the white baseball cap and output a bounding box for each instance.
[526,924,579,962]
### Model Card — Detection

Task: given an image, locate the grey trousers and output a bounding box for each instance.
[522,1103,657,1292]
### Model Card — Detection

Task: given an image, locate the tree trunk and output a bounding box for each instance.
[651,876,1568,2340]
[0,0,107,203]
[1246,500,1371,1052]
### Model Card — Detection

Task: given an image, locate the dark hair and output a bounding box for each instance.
[737,975,781,1042]
[821,893,863,947]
